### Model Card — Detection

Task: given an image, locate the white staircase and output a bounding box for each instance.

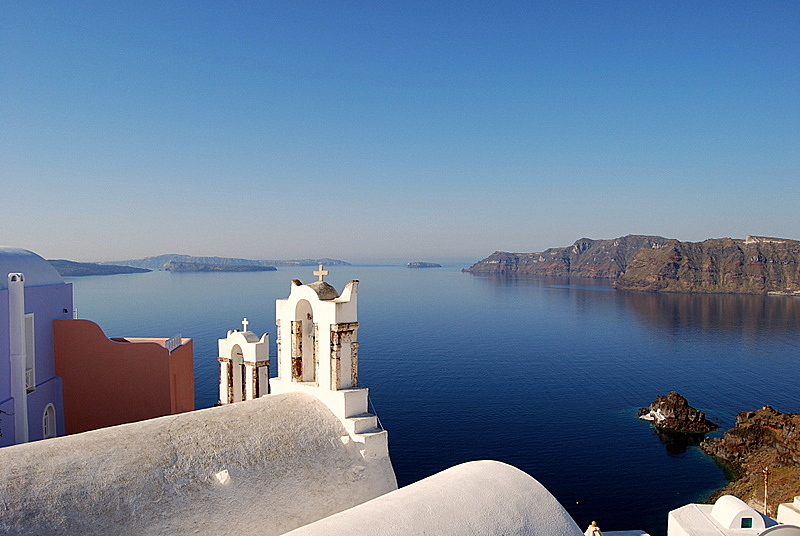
[269,379,389,458]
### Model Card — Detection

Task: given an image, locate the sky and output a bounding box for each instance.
[1,1,798,263]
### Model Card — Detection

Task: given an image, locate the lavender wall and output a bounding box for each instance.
[0,282,72,446]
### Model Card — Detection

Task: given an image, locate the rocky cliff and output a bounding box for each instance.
[701,406,800,512]
[465,235,800,294]
[616,236,800,294]
[463,235,668,278]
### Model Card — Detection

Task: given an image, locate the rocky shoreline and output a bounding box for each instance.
[639,395,800,513]
[700,406,800,512]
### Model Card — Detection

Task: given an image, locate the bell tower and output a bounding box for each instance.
[217,318,269,404]
[270,266,388,459]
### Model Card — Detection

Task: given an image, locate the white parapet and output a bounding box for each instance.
[778,497,800,526]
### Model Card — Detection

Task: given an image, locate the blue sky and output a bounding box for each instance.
[2,2,798,262]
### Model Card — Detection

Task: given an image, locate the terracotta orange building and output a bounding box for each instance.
[54,319,194,435]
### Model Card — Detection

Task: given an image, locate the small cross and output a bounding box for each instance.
[242,317,249,331]
[313,264,329,282]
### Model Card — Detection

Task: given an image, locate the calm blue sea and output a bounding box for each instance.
[67,265,800,535]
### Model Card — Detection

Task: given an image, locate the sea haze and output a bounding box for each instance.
[67,265,800,536]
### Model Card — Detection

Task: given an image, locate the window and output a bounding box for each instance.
[741,518,753,529]
[43,404,56,439]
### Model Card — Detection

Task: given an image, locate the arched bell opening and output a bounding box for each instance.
[230,344,245,402]
[292,299,316,383]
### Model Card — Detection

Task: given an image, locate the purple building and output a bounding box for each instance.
[0,247,72,446]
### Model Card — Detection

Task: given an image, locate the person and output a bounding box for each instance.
[585,521,603,536]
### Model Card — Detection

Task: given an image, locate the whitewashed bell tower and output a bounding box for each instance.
[270,266,389,459]
[217,318,269,404]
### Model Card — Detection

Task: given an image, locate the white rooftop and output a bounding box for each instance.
[0,392,396,535]
[286,460,585,536]
[669,496,776,536]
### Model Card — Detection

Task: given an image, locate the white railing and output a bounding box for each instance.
[165,334,182,353]
[25,368,34,391]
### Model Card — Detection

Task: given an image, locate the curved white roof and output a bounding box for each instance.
[762,525,800,536]
[711,495,766,529]
[0,247,64,289]
[286,460,585,536]
[0,392,396,536]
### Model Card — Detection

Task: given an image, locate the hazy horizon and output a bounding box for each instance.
[38,230,792,268]
[3,2,797,262]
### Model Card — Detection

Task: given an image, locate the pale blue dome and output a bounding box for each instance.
[0,247,65,289]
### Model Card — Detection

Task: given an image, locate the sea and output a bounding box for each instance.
[66,263,800,535]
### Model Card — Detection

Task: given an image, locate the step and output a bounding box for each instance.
[352,428,389,459]
[343,413,379,435]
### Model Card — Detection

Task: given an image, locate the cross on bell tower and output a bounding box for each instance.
[242,317,249,331]
[313,264,329,282]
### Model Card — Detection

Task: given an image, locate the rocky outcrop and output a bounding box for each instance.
[639,391,719,433]
[701,406,800,511]
[615,236,800,294]
[463,235,668,278]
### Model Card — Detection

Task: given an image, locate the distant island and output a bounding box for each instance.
[49,254,350,277]
[464,235,800,295]
[166,261,276,273]
[407,262,441,268]
[48,260,151,277]
[103,254,350,271]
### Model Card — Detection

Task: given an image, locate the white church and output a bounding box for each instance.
[1,265,799,535]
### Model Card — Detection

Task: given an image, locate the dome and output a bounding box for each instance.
[306,280,340,300]
[0,247,65,289]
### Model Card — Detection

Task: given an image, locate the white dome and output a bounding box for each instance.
[0,247,65,289]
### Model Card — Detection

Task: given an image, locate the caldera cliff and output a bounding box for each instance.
[465,235,800,295]
[616,236,800,294]
[464,235,667,279]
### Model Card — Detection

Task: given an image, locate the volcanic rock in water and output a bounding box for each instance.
[639,391,719,433]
